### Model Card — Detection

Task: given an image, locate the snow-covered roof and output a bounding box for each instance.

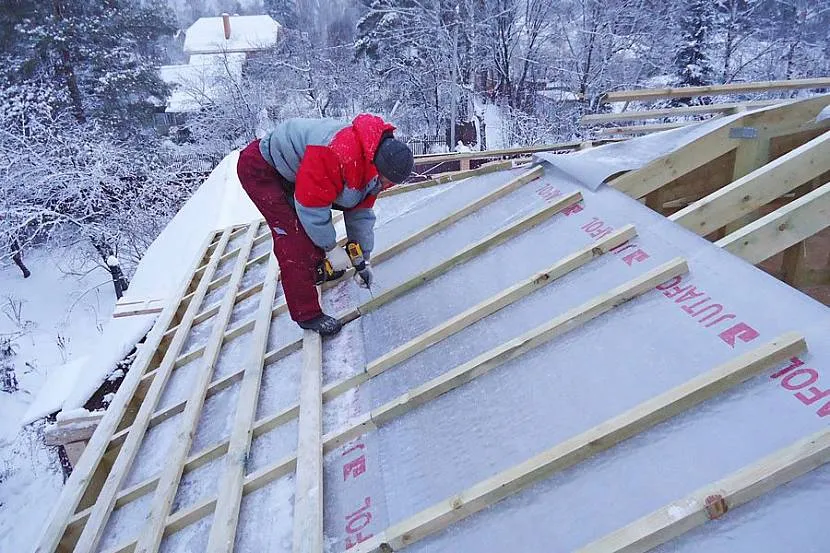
[183,14,281,55]
[24,151,260,422]
[34,97,830,553]
[159,53,246,112]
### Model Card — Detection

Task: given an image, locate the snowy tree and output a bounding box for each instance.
[712,0,764,83]
[3,0,175,132]
[765,0,830,81]
[265,0,299,28]
[675,0,715,91]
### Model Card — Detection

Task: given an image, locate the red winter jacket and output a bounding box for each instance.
[258,114,396,255]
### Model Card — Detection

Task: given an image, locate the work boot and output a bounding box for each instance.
[297,314,343,336]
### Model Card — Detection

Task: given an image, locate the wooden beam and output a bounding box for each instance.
[205,258,280,552]
[611,95,830,201]
[35,230,227,553]
[601,77,830,103]
[670,132,830,236]
[323,225,638,401]
[379,160,514,198]
[133,225,260,553]
[721,130,772,235]
[610,123,739,200]
[716,182,830,264]
[581,101,781,124]
[324,257,688,452]
[45,415,103,447]
[350,332,806,553]
[577,426,830,553]
[781,241,807,287]
[361,190,583,313]
[113,298,165,319]
[597,121,697,136]
[292,329,323,553]
[414,142,588,165]
[780,182,819,286]
[373,166,543,264]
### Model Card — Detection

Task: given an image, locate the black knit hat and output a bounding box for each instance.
[374,136,414,183]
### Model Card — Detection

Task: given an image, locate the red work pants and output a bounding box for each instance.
[237,140,324,322]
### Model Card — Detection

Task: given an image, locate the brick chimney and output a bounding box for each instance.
[222,13,231,40]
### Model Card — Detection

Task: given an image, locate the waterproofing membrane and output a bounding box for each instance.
[321,161,830,552]
[534,106,760,191]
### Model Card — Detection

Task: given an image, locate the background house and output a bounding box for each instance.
[156,14,281,133]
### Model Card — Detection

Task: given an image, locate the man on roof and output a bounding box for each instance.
[237,113,414,336]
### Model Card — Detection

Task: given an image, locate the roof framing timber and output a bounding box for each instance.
[351,332,806,553]
[581,100,780,125]
[206,255,280,553]
[36,229,226,553]
[597,121,698,136]
[717,182,830,264]
[611,95,830,201]
[132,223,262,553]
[292,327,323,553]
[600,77,830,103]
[669,131,830,236]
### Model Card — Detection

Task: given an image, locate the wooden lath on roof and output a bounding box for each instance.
[36,96,830,553]
[581,77,830,137]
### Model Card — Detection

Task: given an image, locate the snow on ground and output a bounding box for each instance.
[0,247,120,551]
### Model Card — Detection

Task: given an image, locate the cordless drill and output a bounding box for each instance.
[346,240,372,293]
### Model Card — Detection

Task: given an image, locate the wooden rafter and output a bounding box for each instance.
[611,95,830,200]
[135,223,262,553]
[716,182,830,264]
[597,121,698,136]
[380,160,515,197]
[413,142,596,165]
[292,328,323,553]
[581,100,780,125]
[600,77,830,103]
[669,131,830,236]
[205,258,280,552]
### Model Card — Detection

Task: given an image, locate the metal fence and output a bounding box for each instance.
[404,135,450,155]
